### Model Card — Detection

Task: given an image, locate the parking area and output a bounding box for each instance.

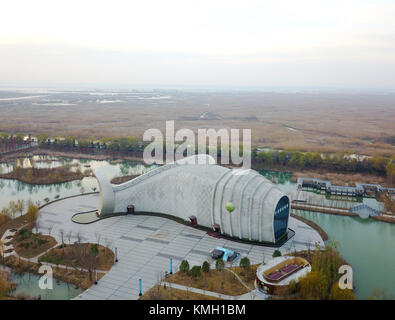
[36,194,324,300]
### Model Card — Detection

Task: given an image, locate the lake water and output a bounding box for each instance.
[0,156,157,210]
[260,170,395,299]
[293,210,395,299]
[0,157,394,299]
[0,265,83,300]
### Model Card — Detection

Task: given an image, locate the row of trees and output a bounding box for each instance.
[0,132,32,153]
[3,130,394,180]
[179,256,251,278]
[36,134,143,153]
[41,134,394,177]
[0,200,39,234]
[0,199,25,220]
[254,149,394,178]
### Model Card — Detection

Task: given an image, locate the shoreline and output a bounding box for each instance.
[0,173,86,186]
[0,148,146,164]
[1,255,100,291]
[290,213,329,241]
[2,148,393,188]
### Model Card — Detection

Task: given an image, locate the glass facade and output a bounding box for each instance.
[273,196,290,241]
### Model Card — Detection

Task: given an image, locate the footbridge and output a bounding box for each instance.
[350,204,381,218]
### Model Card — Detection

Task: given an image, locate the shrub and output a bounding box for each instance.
[202,261,210,273]
[0,270,11,298]
[190,266,201,278]
[26,204,39,224]
[0,214,10,227]
[272,250,282,258]
[90,244,99,256]
[215,259,225,271]
[329,283,356,300]
[239,257,250,270]
[179,260,190,273]
[298,271,329,300]
[288,279,299,294]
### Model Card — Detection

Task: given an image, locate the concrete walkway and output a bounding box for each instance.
[1,227,108,274]
[0,229,17,258]
[34,194,324,300]
[26,243,59,263]
[160,282,268,300]
[224,268,253,291]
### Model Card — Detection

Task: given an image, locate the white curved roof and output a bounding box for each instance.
[94,155,289,243]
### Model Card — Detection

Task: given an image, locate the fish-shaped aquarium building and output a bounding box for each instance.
[94,155,290,244]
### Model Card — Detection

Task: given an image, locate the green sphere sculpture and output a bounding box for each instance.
[225,202,235,213]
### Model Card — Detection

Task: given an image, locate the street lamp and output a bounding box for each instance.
[94,269,98,285]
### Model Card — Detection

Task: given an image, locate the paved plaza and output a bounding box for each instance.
[36,194,324,300]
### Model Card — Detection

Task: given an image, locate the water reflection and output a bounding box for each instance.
[0,155,158,209]
[0,159,393,299]
[0,266,83,300]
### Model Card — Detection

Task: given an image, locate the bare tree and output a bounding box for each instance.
[16,199,25,217]
[156,271,163,289]
[34,221,40,234]
[67,230,73,245]
[75,231,85,271]
[94,232,101,246]
[104,238,113,258]
[59,229,65,256]
[47,224,54,236]
[9,201,17,219]
[81,244,98,281]
[103,237,109,248]
[307,239,312,253]
[76,231,82,245]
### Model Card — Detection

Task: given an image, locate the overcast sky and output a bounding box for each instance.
[1,0,394,90]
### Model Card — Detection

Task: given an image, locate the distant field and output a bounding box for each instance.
[0,89,394,156]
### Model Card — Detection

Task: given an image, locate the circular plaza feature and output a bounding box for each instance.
[256,256,311,295]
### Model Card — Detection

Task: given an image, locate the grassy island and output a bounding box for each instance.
[12,227,57,259]
[39,243,114,271]
[0,165,88,185]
